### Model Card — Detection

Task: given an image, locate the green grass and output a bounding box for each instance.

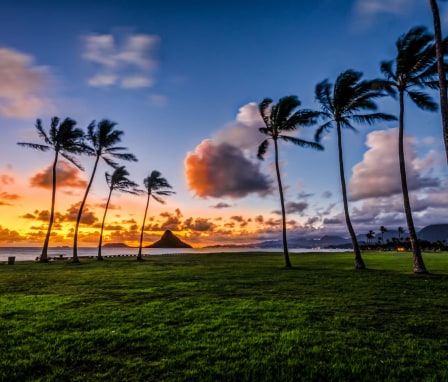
[1,251,448,381]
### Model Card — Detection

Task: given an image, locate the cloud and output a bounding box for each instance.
[286,201,308,214]
[211,202,232,209]
[148,94,167,107]
[83,33,159,88]
[0,174,14,185]
[348,129,440,201]
[183,217,216,232]
[0,48,55,119]
[185,140,272,198]
[30,161,87,189]
[353,0,415,17]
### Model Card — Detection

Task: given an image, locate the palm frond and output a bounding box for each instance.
[351,112,397,125]
[407,90,438,111]
[257,139,269,160]
[259,98,273,126]
[314,120,334,142]
[60,152,85,171]
[279,135,324,151]
[16,142,50,151]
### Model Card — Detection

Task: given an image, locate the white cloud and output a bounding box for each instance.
[354,0,415,17]
[121,76,154,88]
[214,102,264,152]
[348,128,440,201]
[83,33,160,89]
[0,48,55,119]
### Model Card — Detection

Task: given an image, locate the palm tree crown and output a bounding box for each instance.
[315,69,396,269]
[72,119,138,262]
[137,170,175,260]
[257,95,323,268]
[17,117,85,262]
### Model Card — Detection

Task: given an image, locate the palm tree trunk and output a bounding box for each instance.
[40,151,59,263]
[430,0,448,164]
[274,139,292,268]
[336,123,365,270]
[97,187,113,260]
[398,91,427,273]
[137,191,151,261]
[73,155,100,263]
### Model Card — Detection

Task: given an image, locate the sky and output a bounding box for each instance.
[1,0,448,248]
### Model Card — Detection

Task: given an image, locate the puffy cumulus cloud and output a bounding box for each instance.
[0,191,20,203]
[183,217,216,232]
[185,140,272,198]
[83,33,159,89]
[30,161,87,190]
[214,102,264,151]
[0,225,25,243]
[0,48,55,119]
[349,129,440,201]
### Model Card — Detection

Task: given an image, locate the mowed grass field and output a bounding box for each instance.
[1,251,448,381]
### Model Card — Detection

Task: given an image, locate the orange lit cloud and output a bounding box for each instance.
[0,47,55,119]
[30,161,87,190]
[185,140,272,198]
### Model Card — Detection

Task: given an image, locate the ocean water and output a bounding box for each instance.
[0,247,349,262]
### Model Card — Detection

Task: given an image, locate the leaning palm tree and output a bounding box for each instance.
[315,70,396,270]
[72,120,137,263]
[429,0,448,163]
[17,117,85,262]
[257,96,323,268]
[380,26,439,273]
[137,170,174,261]
[97,166,139,260]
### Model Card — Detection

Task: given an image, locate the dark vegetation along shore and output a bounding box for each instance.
[1,251,448,381]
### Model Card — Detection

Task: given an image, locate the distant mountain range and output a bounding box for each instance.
[103,224,448,249]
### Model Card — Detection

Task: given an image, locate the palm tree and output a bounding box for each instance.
[429,0,448,163]
[398,226,405,241]
[72,120,137,263]
[380,26,439,273]
[97,166,139,260]
[257,96,323,268]
[380,226,388,243]
[366,230,375,245]
[17,117,85,262]
[315,70,396,269]
[137,170,174,261]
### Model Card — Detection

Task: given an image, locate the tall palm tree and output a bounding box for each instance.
[429,0,448,163]
[97,166,139,260]
[380,26,439,273]
[137,170,174,261]
[257,96,323,268]
[380,226,388,243]
[315,70,396,270]
[17,117,85,262]
[72,119,137,263]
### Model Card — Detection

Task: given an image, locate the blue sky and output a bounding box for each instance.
[0,0,447,247]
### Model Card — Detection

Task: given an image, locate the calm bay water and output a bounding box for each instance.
[0,247,349,262]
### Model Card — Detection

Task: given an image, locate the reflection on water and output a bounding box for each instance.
[0,246,351,262]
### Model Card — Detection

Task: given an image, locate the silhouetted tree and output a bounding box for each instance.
[429,0,448,163]
[257,96,322,268]
[315,70,396,269]
[73,120,137,263]
[380,26,439,273]
[398,226,405,240]
[366,230,375,245]
[97,166,139,260]
[137,170,174,261]
[380,226,388,243]
[17,117,84,262]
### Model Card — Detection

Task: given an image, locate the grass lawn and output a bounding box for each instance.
[1,251,447,381]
